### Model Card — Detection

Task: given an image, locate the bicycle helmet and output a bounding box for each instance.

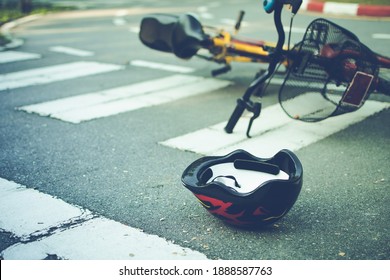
[181,149,303,228]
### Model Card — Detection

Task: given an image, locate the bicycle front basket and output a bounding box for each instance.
[279,18,379,122]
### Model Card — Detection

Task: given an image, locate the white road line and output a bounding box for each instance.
[283,26,307,33]
[19,74,232,123]
[130,60,195,73]
[0,61,123,91]
[113,17,127,26]
[160,100,390,157]
[0,177,91,238]
[115,9,128,17]
[197,6,214,19]
[0,51,41,64]
[372,34,390,40]
[49,46,94,57]
[0,177,207,260]
[129,26,140,33]
[220,18,249,28]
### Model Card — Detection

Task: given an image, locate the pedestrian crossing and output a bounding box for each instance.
[0,61,123,91]
[0,177,207,260]
[2,49,390,149]
[160,100,390,157]
[2,50,231,123]
[19,74,231,123]
[1,48,390,261]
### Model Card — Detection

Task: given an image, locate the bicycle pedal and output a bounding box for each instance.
[211,65,231,76]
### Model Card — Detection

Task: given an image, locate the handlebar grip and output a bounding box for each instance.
[225,99,246,133]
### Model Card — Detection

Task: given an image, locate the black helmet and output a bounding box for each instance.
[181,149,303,228]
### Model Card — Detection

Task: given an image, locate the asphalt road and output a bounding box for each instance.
[0,0,389,260]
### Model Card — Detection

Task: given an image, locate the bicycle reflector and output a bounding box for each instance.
[181,149,303,228]
[279,18,379,122]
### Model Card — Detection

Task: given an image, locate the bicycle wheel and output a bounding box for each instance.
[279,18,379,122]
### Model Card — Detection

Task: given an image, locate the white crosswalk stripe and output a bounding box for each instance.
[0,50,41,64]
[18,74,232,123]
[130,60,195,73]
[0,61,124,91]
[161,100,390,157]
[0,177,207,260]
[372,33,390,40]
[49,46,95,57]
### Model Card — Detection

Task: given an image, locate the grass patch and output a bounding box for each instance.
[0,2,75,26]
[0,1,76,47]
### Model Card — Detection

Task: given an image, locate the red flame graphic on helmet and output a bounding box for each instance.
[194,193,270,225]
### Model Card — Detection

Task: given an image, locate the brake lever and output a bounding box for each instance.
[224,98,262,137]
[246,102,261,138]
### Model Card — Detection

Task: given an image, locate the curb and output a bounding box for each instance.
[301,0,390,17]
[0,14,42,51]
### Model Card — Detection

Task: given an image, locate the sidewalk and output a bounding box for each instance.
[301,0,390,17]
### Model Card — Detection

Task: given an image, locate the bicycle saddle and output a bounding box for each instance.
[139,14,178,53]
[171,14,207,59]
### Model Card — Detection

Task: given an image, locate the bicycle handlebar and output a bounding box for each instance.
[225,0,293,136]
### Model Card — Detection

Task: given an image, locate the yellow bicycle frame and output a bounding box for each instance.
[211,30,288,66]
